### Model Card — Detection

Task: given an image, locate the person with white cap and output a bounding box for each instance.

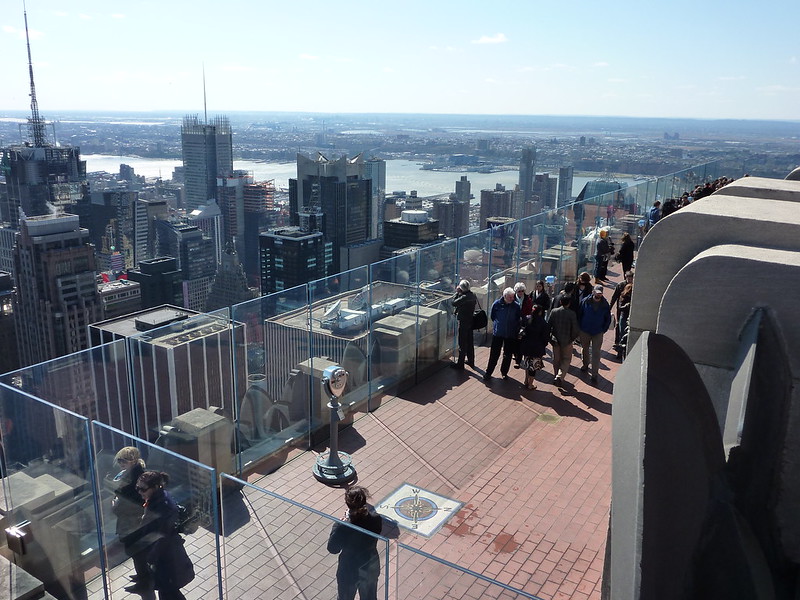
[578,284,612,384]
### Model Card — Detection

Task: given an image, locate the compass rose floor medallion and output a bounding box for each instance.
[375,483,462,538]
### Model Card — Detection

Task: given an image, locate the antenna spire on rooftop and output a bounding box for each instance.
[23,2,48,147]
[203,63,208,124]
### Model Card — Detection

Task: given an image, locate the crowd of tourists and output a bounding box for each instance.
[451,267,634,390]
[648,176,736,227]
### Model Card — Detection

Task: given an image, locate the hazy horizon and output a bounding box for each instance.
[2,108,800,126]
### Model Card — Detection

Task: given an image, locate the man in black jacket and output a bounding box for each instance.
[451,280,477,369]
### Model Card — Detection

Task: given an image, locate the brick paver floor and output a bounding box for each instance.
[227,269,623,600]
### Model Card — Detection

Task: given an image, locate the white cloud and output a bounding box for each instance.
[790,56,797,64]
[383,67,395,73]
[299,53,319,61]
[717,75,745,81]
[607,78,627,83]
[54,11,68,17]
[471,33,508,44]
[2,25,16,34]
[594,61,609,67]
[111,14,126,19]
[79,14,92,20]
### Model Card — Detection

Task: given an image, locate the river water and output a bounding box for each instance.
[83,154,636,198]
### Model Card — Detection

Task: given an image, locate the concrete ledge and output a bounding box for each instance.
[657,244,800,377]
[717,176,800,202]
[630,191,800,340]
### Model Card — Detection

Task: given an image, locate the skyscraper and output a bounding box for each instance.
[455,176,472,203]
[0,271,19,374]
[518,148,536,208]
[289,153,372,272]
[13,213,102,366]
[188,200,223,264]
[558,166,575,207]
[479,184,514,228]
[0,11,90,229]
[364,158,386,239]
[89,188,138,271]
[133,198,169,267]
[127,257,183,309]
[432,199,469,239]
[205,244,257,311]
[260,228,332,294]
[383,210,440,255]
[216,171,275,283]
[180,115,233,212]
[155,220,217,311]
[532,173,558,209]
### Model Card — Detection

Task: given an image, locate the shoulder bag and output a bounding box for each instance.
[471,298,488,330]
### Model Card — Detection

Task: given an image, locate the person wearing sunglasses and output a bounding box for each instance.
[125,471,194,599]
[110,447,147,588]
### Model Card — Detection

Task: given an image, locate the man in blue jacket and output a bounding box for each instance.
[578,285,612,384]
[484,287,521,381]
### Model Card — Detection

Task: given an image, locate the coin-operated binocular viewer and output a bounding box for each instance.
[312,365,357,485]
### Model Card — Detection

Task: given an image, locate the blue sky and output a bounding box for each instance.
[1,0,798,120]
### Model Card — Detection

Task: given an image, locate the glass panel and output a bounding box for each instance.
[395,543,541,600]
[488,219,520,290]
[220,474,389,600]
[126,310,239,445]
[308,267,372,440]
[230,285,311,476]
[417,239,459,376]
[517,213,563,307]
[92,421,222,600]
[368,255,421,401]
[0,384,104,600]
[0,340,134,434]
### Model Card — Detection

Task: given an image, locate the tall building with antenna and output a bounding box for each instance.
[0,9,90,232]
[181,115,233,212]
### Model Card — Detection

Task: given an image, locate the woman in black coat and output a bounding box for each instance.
[126,471,194,600]
[327,486,383,600]
[111,447,147,584]
[617,232,635,274]
[531,280,551,315]
[519,305,552,390]
[451,280,477,369]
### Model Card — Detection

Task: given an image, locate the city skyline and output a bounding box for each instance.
[1,0,798,121]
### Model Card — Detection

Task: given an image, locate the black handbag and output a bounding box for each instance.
[472,298,488,330]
